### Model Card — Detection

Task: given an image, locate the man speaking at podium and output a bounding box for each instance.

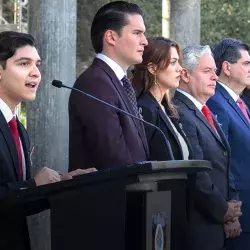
[0,31,95,250]
[69,1,149,171]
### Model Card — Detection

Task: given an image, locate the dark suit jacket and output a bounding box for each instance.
[137,92,192,161]
[69,58,149,171]
[137,92,194,250]
[174,91,230,250]
[0,111,35,250]
[241,88,250,110]
[208,83,250,232]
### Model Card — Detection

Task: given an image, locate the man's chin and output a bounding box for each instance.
[132,57,143,65]
[24,95,37,102]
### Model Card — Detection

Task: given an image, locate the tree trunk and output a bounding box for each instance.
[27,1,76,249]
[170,0,200,48]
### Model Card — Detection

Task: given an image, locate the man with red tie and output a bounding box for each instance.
[0,31,95,250]
[207,38,250,250]
[173,45,242,250]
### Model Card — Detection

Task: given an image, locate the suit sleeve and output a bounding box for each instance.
[179,113,228,223]
[0,179,36,199]
[139,104,173,161]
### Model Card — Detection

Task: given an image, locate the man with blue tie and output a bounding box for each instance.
[207,38,250,250]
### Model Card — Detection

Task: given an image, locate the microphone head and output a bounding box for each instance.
[52,80,63,88]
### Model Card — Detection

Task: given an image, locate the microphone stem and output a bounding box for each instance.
[64,85,174,160]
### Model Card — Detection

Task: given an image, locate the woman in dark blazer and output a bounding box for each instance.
[132,37,191,161]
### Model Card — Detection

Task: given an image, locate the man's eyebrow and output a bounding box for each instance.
[14,57,41,62]
[133,28,145,33]
[204,66,217,71]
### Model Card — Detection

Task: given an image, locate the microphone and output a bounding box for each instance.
[52,80,174,160]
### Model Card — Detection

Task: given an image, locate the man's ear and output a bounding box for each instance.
[0,65,4,81]
[147,63,157,75]
[180,68,190,84]
[221,61,230,77]
[103,30,118,47]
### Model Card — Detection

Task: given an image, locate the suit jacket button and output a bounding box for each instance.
[223,151,228,156]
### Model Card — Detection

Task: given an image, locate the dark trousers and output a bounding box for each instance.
[226,232,250,250]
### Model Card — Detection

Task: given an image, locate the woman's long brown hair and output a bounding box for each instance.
[132,37,181,119]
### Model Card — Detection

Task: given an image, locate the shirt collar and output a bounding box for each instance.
[177,89,204,112]
[0,98,15,123]
[96,53,126,81]
[218,81,238,102]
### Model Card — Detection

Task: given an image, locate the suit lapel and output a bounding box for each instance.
[17,118,31,179]
[194,108,223,144]
[172,118,194,159]
[0,111,20,179]
[228,98,250,128]
[112,76,150,155]
[213,118,231,153]
[159,110,184,157]
[93,59,149,155]
[150,97,184,158]
[217,83,250,130]
[175,91,226,148]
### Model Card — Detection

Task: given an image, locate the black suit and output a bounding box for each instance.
[174,91,230,250]
[137,92,191,160]
[69,58,148,171]
[0,111,35,250]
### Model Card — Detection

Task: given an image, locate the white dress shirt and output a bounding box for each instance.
[96,53,126,84]
[177,89,204,112]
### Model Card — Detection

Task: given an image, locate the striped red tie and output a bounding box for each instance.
[201,105,217,131]
[237,98,250,123]
[9,117,23,178]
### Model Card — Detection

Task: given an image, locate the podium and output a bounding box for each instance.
[3,160,211,250]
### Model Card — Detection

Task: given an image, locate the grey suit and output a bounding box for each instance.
[174,91,230,250]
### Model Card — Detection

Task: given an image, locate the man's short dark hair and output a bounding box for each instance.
[213,38,250,76]
[91,1,143,53]
[0,31,35,69]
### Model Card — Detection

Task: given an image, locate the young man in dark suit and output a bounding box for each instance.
[0,31,95,250]
[69,1,149,171]
[173,45,242,250]
[207,38,250,250]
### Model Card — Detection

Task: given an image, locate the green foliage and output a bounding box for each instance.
[134,0,162,37]
[201,0,250,46]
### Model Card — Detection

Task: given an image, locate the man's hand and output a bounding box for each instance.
[34,167,61,186]
[60,168,97,181]
[224,200,242,222]
[224,218,242,238]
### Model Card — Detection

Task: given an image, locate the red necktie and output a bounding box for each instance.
[9,117,23,178]
[237,98,250,123]
[201,105,217,131]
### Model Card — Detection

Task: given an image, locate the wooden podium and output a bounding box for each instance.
[2,160,211,250]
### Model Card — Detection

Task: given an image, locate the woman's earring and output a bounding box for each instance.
[154,74,157,84]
